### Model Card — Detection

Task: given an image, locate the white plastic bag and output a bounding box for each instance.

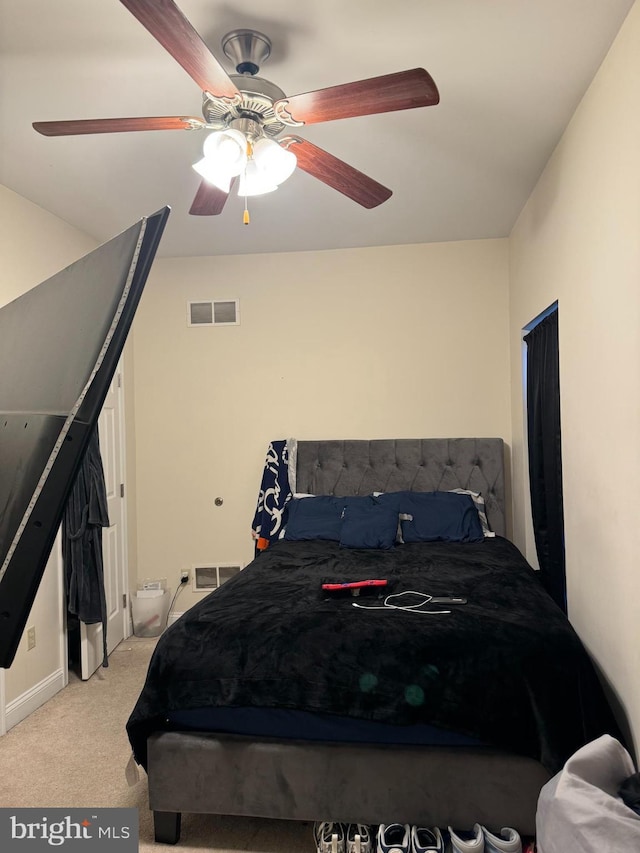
[537,735,640,852]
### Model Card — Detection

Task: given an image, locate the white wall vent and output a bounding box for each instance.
[193,563,243,592]
[187,300,240,327]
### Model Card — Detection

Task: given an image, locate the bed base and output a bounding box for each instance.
[148,731,550,844]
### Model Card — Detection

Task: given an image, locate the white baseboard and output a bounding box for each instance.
[167,611,184,627]
[5,668,66,732]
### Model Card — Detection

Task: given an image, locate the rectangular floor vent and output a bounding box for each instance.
[193,564,242,591]
[187,300,240,327]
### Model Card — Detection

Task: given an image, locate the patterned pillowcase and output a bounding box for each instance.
[448,488,495,537]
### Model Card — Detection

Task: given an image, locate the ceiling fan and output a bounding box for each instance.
[33,0,440,219]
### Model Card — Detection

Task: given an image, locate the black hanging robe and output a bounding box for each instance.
[63,426,110,667]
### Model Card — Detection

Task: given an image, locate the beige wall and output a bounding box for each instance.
[132,238,511,604]
[509,2,640,755]
[0,185,96,302]
[0,184,96,705]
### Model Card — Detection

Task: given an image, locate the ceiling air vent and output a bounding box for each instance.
[187,300,240,327]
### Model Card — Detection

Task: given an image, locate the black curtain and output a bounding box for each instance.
[524,310,567,613]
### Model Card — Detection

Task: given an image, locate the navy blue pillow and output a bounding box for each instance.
[339,498,398,550]
[378,491,483,543]
[283,496,343,541]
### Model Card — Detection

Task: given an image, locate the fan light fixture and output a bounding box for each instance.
[192,130,297,201]
[192,128,247,192]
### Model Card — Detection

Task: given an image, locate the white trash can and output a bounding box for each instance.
[131,589,170,637]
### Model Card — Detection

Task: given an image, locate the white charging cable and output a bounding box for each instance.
[352,590,451,614]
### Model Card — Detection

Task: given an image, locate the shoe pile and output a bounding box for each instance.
[313,822,523,853]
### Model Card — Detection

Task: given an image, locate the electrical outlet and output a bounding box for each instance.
[27,626,36,651]
[180,570,190,583]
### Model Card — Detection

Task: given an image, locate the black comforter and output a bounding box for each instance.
[127,537,619,773]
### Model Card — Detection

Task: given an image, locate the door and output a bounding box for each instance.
[79,366,128,678]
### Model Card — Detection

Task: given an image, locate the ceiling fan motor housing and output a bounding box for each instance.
[202,74,287,138]
[200,28,288,137]
[222,29,271,76]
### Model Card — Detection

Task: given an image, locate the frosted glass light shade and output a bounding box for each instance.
[237,159,278,196]
[192,129,249,191]
[192,158,232,192]
[193,131,297,198]
[202,129,247,175]
[252,138,297,185]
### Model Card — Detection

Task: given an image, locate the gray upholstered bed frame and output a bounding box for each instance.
[147,438,550,844]
[292,438,506,537]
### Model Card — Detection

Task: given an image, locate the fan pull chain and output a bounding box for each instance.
[243,140,251,224]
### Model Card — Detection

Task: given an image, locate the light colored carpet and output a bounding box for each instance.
[0,637,314,852]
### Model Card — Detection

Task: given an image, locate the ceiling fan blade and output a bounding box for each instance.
[275,68,439,126]
[282,137,392,208]
[33,116,205,136]
[189,177,236,216]
[119,0,240,99]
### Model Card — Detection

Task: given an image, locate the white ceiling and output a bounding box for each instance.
[0,0,634,259]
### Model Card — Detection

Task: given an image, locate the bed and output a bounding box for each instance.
[126,438,620,844]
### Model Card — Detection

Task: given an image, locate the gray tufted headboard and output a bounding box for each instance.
[295,438,506,537]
